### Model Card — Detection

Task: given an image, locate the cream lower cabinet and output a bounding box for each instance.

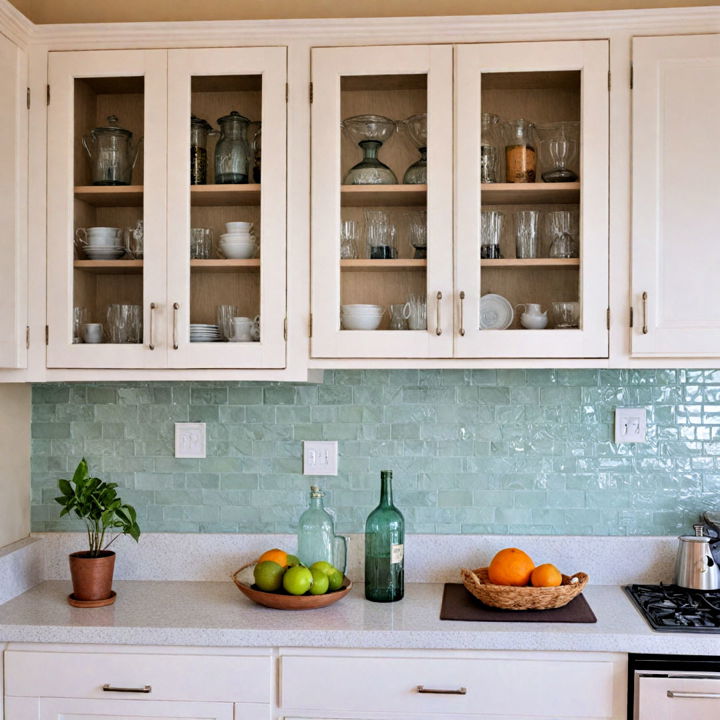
[631,34,720,357]
[311,40,609,361]
[46,47,287,370]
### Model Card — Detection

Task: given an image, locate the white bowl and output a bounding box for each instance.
[225,222,253,233]
[220,244,255,259]
[341,304,383,313]
[341,315,383,330]
[220,232,254,241]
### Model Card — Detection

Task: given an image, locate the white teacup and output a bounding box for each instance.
[230,317,253,342]
[225,221,253,234]
[82,323,103,344]
[77,227,120,247]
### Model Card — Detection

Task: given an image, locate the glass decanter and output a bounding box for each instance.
[342,114,398,185]
[400,113,427,184]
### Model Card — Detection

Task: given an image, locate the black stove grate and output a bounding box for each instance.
[625,584,720,633]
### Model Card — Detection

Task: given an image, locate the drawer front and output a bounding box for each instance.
[5,651,272,704]
[281,655,615,718]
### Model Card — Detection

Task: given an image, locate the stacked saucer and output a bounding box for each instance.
[190,323,221,342]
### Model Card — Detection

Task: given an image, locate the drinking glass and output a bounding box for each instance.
[406,210,427,259]
[340,220,359,259]
[82,323,103,344]
[73,307,88,343]
[546,210,579,258]
[217,304,239,341]
[106,304,142,343]
[481,112,502,183]
[190,227,214,259]
[365,214,398,259]
[551,301,580,328]
[389,304,409,330]
[514,210,539,258]
[481,210,505,259]
[403,294,427,330]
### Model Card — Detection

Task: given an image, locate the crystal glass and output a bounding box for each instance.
[552,300,580,328]
[504,118,537,183]
[73,307,88,344]
[215,111,252,184]
[106,304,142,344]
[190,227,213,259]
[546,210,579,258]
[364,209,397,259]
[406,209,427,259]
[365,470,404,603]
[535,121,579,182]
[217,304,239,341]
[340,220,360,259]
[481,210,505,259]
[342,115,398,185]
[297,485,348,574]
[481,112,502,183]
[400,113,427,185]
[514,210,539,258]
[389,304,408,330]
[404,294,427,330]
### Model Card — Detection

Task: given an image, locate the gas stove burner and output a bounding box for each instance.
[625,584,720,633]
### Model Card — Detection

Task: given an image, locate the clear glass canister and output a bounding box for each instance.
[81,115,143,186]
[214,111,251,184]
[190,116,214,185]
[504,118,536,183]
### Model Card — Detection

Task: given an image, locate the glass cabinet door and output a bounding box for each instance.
[46,50,167,368]
[455,41,609,358]
[166,48,286,368]
[310,45,453,358]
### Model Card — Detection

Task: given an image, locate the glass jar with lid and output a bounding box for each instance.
[504,118,536,183]
[214,111,252,184]
[81,115,143,186]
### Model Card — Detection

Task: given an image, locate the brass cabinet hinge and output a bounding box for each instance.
[308,313,313,338]
[309,82,313,103]
[630,65,633,90]
[629,306,634,328]
[283,316,287,341]
[26,87,30,109]
[25,325,29,348]
[45,325,49,344]
[46,84,50,105]
[606,307,610,330]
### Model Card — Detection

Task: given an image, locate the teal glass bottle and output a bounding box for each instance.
[365,470,404,602]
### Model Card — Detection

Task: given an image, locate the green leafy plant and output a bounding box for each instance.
[55,459,141,557]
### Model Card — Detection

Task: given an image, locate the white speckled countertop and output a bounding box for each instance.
[0,579,718,655]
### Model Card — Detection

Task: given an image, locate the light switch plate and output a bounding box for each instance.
[303,441,338,475]
[175,422,206,458]
[614,408,647,443]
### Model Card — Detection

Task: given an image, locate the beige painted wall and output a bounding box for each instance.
[9,0,718,24]
[0,384,30,548]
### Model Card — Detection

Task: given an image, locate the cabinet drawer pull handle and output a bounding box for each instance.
[459,291,466,336]
[642,291,648,334]
[668,690,720,699]
[102,684,152,694]
[148,302,157,350]
[417,685,467,695]
[436,291,443,336]
[172,302,180,349]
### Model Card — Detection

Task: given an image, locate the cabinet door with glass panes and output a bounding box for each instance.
[46,50,167,368]
[455,41,609,358]
[310,45,453,358]
[166,48,286,368]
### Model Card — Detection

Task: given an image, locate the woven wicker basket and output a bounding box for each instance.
[461,567,589,610]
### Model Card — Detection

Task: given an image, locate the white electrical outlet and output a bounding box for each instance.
[175,422,206,458]
[615,408,647,443]
[303,441,338,475]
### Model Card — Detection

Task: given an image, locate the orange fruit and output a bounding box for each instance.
[531,563,563,587]
[487,547,535,586]
[257,548,288,567]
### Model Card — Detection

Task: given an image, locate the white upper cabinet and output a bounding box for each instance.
[310,45,454,358]
[166,47,286,368]
[455,40,609,358]
[46,50,168,368]
[631,34,720,357]
[0,32,27,369]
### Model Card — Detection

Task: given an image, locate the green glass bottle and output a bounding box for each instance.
[365,470,404,602]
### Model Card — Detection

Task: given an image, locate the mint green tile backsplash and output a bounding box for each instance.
[31,370,720,536]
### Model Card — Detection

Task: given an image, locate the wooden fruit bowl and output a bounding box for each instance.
[461,567,589,610]
[231,566,352,610]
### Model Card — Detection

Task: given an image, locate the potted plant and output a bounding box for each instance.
[55,458,140,606]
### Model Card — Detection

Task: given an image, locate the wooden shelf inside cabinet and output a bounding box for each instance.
[191,185,261,206]
[481,258,580,268]
[341,259,427,272]
[481,182,580,205]
[341,185,427,207]
[74,186,143,207]
[74,260,143,274]
[190,259,260,273]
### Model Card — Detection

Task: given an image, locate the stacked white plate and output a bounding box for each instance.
[341,304,384,330]
[479,293,513,329]
[84,246,126,260]
[190,323,221,342]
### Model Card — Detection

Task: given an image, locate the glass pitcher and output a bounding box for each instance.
[214,111,252,184]
[82,115,143,186]
[297,486,348,574]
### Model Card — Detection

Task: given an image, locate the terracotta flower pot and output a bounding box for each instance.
[68,550,116,601]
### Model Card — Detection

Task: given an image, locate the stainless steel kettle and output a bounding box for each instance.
[674,524,720,590]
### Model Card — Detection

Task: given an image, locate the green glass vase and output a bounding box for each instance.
[365,470,404,602]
